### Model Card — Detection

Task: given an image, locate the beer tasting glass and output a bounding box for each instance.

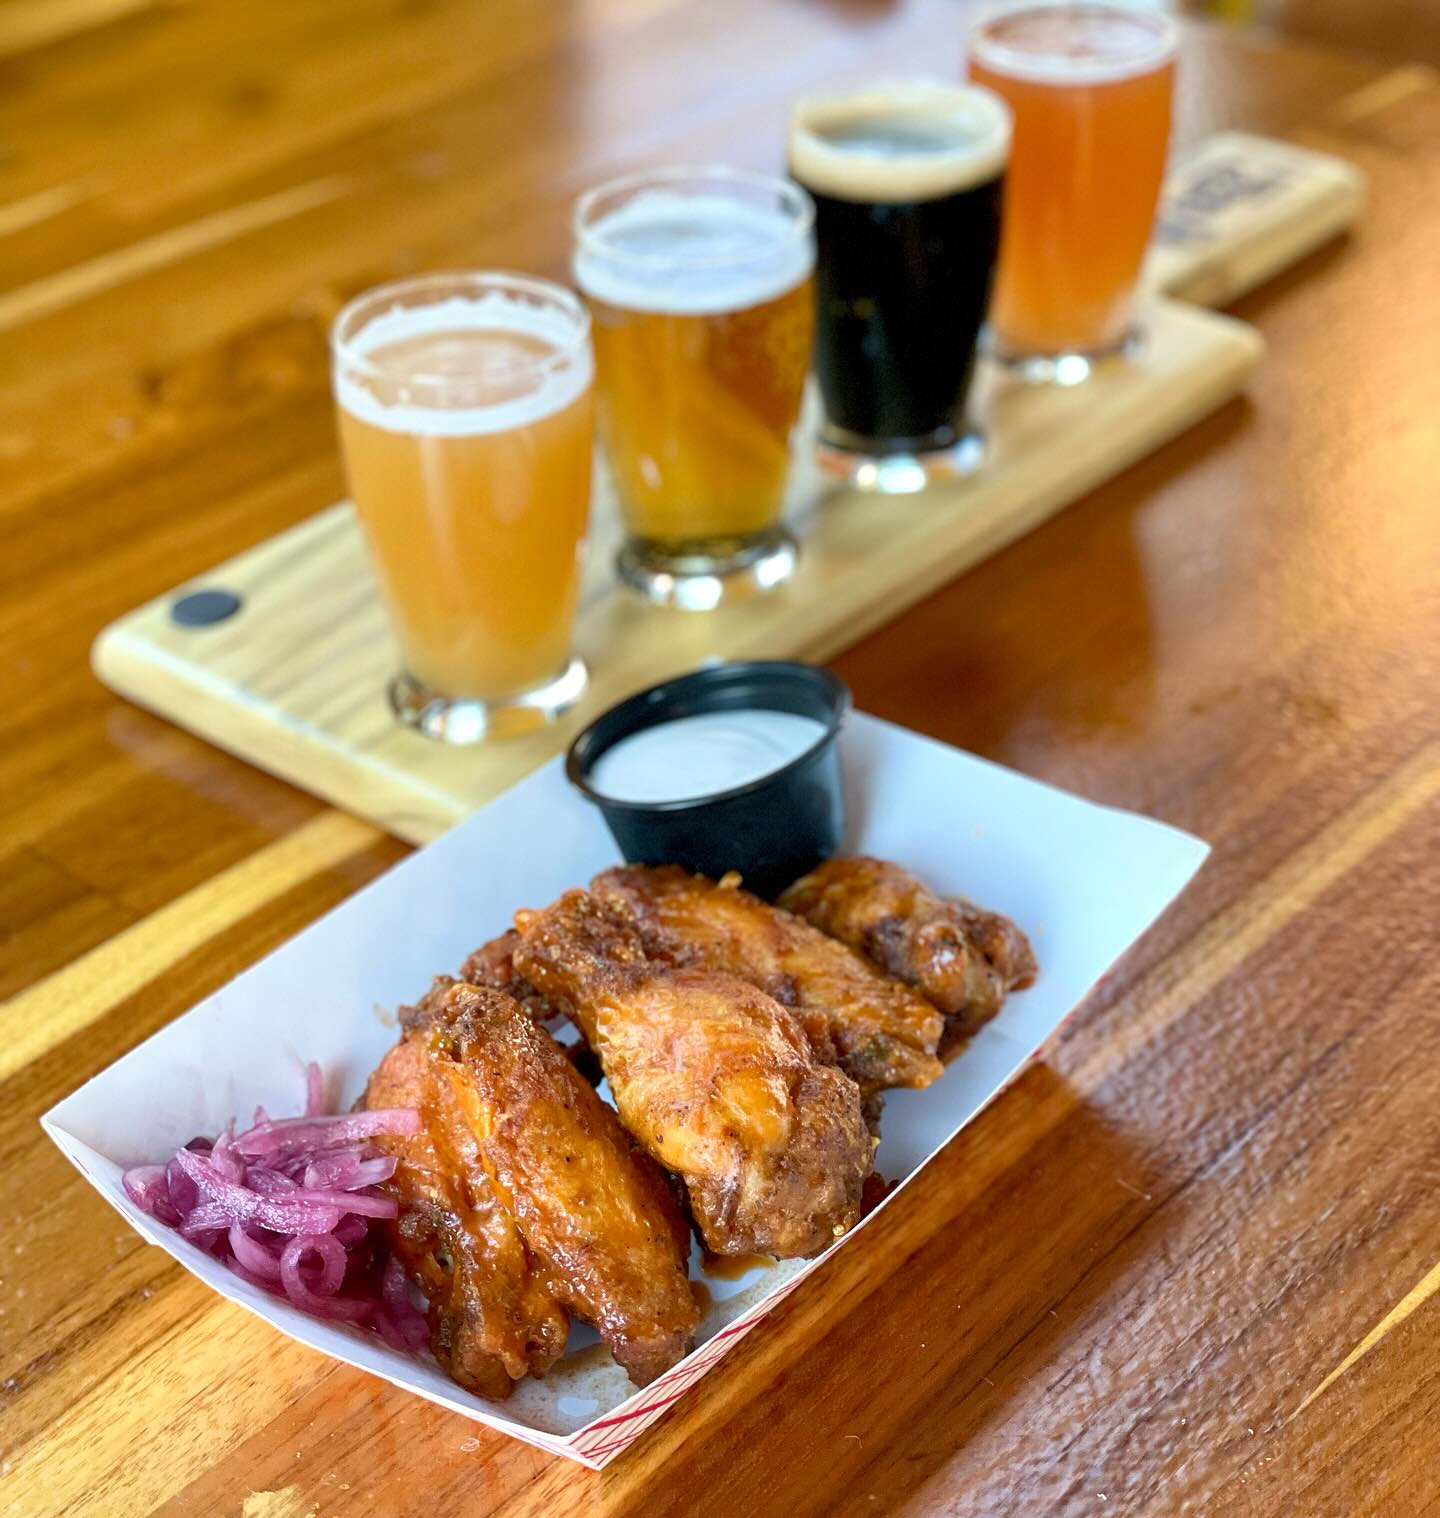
[970,1,1178,380]
[332,272,594,743]
[573,167,815,609]
[788,80,1012,493]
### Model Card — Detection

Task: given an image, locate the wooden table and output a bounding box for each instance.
[3,3,1437,1514]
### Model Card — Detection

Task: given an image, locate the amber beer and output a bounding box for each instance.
[970,3,1177,369]
[573,168,815,607]
[332,273,593,741]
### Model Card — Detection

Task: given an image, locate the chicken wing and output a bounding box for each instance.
[591,865,944,1099]
[406,970,600,1086]
[779,856,1037,1042]
[399,973,460,1034]
[423,981,699,1386]
[362,1031,567,1399]
[513,890,871,1259]
[458,929,564,1024]
[396,930,563,1032]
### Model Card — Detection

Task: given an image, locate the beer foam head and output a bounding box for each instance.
[788,80,1011,205]
[573,183,815,317]
[971,3,1179,86]
[332,287,592,437]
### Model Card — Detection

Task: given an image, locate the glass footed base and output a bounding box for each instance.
[389,657,587,743]
[816,430,986,495]
[616,527,797,611]
[989,326,1144,386]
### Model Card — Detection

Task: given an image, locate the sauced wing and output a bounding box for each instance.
[426,982,698,1386]
[458,929,565,1024]
[779,856,1037,1041]
[399,931,563,1032]
[399,974,461,1034]
[362,1035,567,1398]
[513,889,871,1259]
[592,864,944,1097]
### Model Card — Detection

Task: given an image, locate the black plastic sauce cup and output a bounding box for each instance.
[565,661,851,899]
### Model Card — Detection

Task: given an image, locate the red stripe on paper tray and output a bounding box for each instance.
[579,1387,698,1458]
[575,1313,769,1454]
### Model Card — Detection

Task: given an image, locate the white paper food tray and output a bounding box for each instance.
[43,712,1208,1467]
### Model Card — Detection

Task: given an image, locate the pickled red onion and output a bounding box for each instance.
[121,1064,429,1355]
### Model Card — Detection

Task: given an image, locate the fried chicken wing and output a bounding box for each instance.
[362,1032,567,1399]
[779,856,1037,1041]
[458,929,564,1024]
[406,970,600,1085]
[398,973,460,1034]
[513,890,871,1259]
[591,865,944,1099]
[425,982,698,1386]
[398,931,563,1031]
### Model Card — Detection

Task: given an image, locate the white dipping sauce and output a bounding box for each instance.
[587,709,828,804]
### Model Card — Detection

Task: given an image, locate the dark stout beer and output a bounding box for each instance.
[789,82,1011,456]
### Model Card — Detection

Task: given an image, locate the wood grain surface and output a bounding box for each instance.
[1,3,1437,1516]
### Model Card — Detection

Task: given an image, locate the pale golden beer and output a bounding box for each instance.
[573,167,815,608]
[331,273,593,742]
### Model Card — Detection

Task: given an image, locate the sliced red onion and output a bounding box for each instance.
[246,1168,300,1195]
[233,1108,421,1158]
[228,1224,283,1281]
[283,1233,348,1296]
[381,1252,412,1313]
[227,1257,275,1291]
[120,1068,427,1360]
[172,1148,349,1233]
[185,1226,225,1255]
[285,1186,396,1220]
[305,1062,327,1117]
[396,1312,429,1352]
[369,1308,413,1351]
[209,1136,245,1185]
[280,1237,370,1319]
[123,1165,180,1225]
[333,1214,369,1248]
[181,1200,235,1235]
[382,1255,430,1350]
[303,1153,397,1191]
[123,1163,167,1199]
[164,1145,206,1214]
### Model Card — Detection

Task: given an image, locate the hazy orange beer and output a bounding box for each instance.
[332,273,593,742]
[970,3,1177,368]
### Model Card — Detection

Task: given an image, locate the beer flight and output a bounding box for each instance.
[331,2,1178,743]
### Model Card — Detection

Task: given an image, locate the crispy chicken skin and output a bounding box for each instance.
[513,890,871,1259]
[399,973,460,1034]
[405,971,598,1084]
[458,929,563,1023]
[425,982,698,1386]
[398,925,565,1034]
[779,857,1037,1041]
[362,1032,567,1399]
[591,865,944,1098]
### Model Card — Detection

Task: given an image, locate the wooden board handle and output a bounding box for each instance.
[1144,130,1366,308]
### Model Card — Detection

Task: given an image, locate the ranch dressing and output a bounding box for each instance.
[587,709,828,804]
